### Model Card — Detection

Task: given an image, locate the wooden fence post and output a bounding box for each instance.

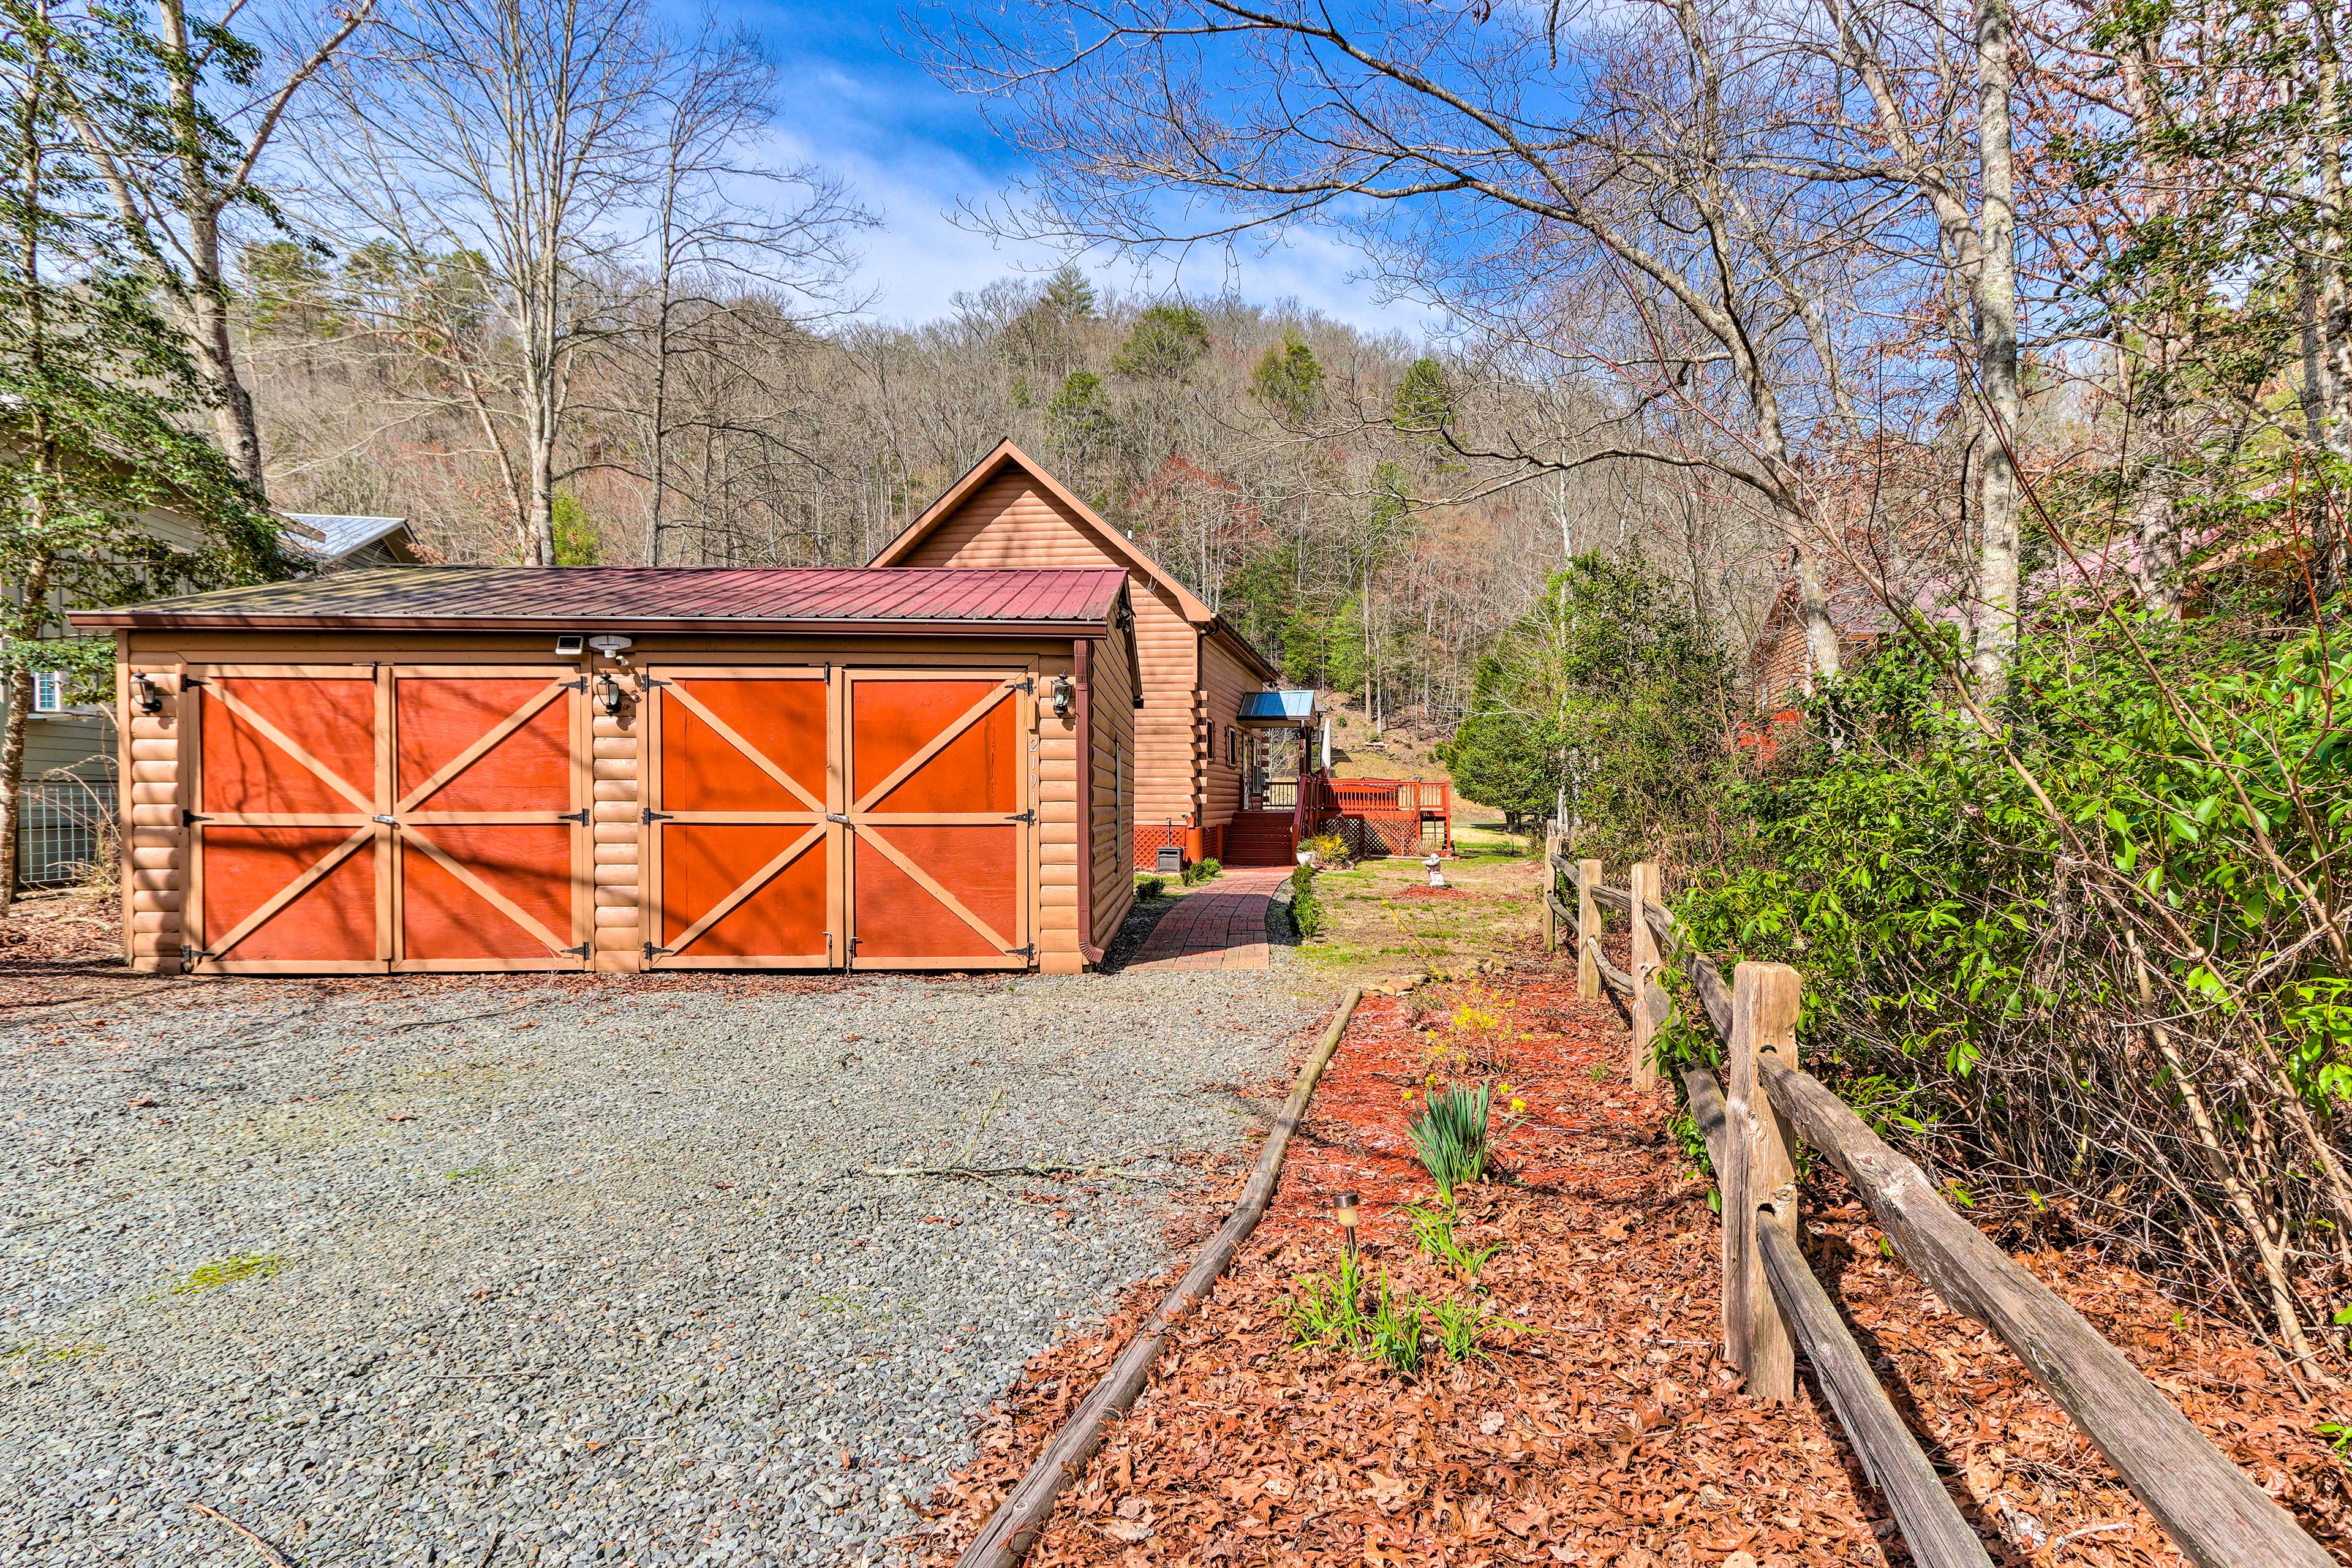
[1540,825,1559,951]
[1628,860,1661,1088]
[1725,960,1801,1402]
[1576,859,1601,1001]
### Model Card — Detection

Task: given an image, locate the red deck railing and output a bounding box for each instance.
[1294,772,1452,857]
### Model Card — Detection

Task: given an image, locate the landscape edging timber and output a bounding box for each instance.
[952,984,1366,1568]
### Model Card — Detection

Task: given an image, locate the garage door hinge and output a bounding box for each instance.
[179,944,210,962]
[561,940,592,959]
[1013,943,1035,960]
[643,941,670,960]
[1007,809,1035,825]
[181,809,209,826]
[557,809,590,824]
[560,676,590,692]
[179,676,206,687]
[641,807,673,824]
[1006,676,1036,693]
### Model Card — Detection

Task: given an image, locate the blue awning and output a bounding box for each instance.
[1237,689,1319,726]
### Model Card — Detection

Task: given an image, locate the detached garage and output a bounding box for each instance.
[72,567,1140,977]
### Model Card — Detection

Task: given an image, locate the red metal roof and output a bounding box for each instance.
[70,567,1133,633]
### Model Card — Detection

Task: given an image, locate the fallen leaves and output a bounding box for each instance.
[919,964,2352,1568]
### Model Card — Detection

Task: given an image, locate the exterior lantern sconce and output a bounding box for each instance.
[1331,1190,1360,1262]
[131,673,166,715]
[594,671,625,717]
[1050,676,1076,722]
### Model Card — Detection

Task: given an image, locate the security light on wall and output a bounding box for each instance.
[131,673,165,715]
[587,635,633,656]
[554,635,586,657]
[594,671,625,717]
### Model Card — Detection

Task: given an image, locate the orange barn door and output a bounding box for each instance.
[390,667,587,970]
[843,670,1031,969]
[644,667,836,968]
[186,666,388,973]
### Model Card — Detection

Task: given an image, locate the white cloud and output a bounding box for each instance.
[761,124,1438,337]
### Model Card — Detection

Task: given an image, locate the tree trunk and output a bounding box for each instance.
[162,0,267,496]
[0,556,57,916]
[1793,542,1841,690]
[1968,0,2023,694]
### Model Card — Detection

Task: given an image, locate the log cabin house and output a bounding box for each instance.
[868,441,1297,869]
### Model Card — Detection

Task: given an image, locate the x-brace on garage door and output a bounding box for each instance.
[642,665,1033,970]
[183,665,590,973]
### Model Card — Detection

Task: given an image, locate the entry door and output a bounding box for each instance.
[843,669,1031,970]
[390,667,588,970]
[643,667,837,968]
[185,665,389,973]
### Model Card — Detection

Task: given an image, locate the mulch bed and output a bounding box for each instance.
[919,960,2352,1567]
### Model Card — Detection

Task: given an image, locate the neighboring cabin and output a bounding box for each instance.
[9,512,420,887]
[870,441,1280,869]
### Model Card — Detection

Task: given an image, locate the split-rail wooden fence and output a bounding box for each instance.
[1538,835,2332,1568]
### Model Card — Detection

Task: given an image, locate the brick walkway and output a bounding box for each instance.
[1126,867,1291,970]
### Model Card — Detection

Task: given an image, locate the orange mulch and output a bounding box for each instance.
[921,959,2352,1568]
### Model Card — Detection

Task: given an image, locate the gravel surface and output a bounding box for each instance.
[2,953,1319,1566]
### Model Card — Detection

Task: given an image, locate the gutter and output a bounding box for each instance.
[68,612,1119,638]
[1074,638,1102,967]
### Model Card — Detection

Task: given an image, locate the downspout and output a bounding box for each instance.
[1074,638,1102,967]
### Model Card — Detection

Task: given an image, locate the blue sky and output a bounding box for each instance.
[737,0,1420,333]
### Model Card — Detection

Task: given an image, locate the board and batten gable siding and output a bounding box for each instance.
[891,466,1202,835]
[1087,614,1139,954]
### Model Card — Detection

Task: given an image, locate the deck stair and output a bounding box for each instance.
[1222,809,1298,867]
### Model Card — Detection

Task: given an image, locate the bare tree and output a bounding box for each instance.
[611,20,869,565]
[55,0,374,496]
[302,0,667,563]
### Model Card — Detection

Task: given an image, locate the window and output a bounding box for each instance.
[31,671,66,714]
[1226,726,1237,767]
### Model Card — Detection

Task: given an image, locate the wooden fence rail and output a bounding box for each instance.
[1539,844,2331,1568]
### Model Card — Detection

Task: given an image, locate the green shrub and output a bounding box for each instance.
[1430,1294,1524,1363]
[1366,1273,1426,1378]
[1182,856,1223,886]
[1282,1249,1368,1349]
[1289,864,1324,938]
[1404,1200,1500,1283]
[1135,874,1166,900]
[1406,1081,1496,1200]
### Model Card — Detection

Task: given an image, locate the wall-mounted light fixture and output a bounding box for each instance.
[587,635,634,658]
[555,635,586,657]
[594,671,625,717]
[1050,676,1076,722]
[131,673,166,715]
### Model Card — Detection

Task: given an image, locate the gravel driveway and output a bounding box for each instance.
[2,954,1315,1567]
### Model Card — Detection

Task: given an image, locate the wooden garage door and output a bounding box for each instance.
[390,667,588,970]
[186,666,388,973]
[844,669,1031,970]
[644,668,835,968]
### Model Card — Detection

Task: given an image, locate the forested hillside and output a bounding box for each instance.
[244,258,1777,732]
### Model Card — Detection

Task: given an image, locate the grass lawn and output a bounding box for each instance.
[1294,813,1547,987]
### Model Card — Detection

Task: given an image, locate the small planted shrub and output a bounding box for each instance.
[1406,1080,1496,1200]
[1289,865,1324,939]
[1404,1200,1501,1284]
[1367,1273,1426,1378]
[1283,1249,1368,1349]
[1430,1294,1524,1363]
[1181,856,1223,886]
[1135,873,1167,900]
